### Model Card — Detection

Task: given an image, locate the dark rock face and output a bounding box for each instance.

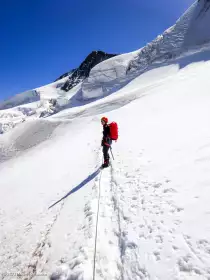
[59,50,117,92]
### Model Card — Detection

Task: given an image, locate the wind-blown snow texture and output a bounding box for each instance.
[83,0,210,99]
[1,1,210,279]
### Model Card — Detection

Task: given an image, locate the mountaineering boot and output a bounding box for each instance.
[101,160,109,169]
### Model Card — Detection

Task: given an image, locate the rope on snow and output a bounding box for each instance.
[93,168,102,280]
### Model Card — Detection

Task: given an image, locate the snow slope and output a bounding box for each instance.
[1,1,210,279]
[0,90,40,110]
[0,77,83,133]
[1,0,210,135]
[183,0,210,47]
[1,45,210,280]
[82,0,210,99]
[82,50,140,99]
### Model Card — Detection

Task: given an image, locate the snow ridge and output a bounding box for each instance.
[0,90,39,110]
[128,2,197,74]
[81,0,210,99]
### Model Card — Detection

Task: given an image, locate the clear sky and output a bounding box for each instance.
[0,0,195,100]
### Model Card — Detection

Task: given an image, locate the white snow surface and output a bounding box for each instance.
[1,1,210,279]
[0,90,40,110]
[1,44,210,279]
[82,0,210,99]
[1,0,210,133]
[0,77,82,133]
[82,50,140,99]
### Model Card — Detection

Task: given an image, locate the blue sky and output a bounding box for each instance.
[0,0,194,100]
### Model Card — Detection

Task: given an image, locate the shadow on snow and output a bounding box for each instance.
[48,168,101,209]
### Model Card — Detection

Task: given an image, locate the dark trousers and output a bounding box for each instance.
[103,145,110,162]
[102,139,112,163]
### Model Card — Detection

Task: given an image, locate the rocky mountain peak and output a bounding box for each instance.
[60,50,117,92]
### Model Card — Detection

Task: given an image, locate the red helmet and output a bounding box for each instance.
[101,116,108,124]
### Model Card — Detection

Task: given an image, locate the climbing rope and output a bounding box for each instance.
[93,168,103,280]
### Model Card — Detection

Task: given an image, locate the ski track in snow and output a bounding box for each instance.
[48,148,103,280]
[91,167,121,280]
[2,136,210,280]
[0,203,63,278]
[0,129,103,280]
[20,201,65,280]
[1,188,67,280]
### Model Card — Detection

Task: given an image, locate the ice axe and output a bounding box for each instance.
[110,146,114,160]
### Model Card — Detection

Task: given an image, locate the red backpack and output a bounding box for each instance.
[109,122,118,141]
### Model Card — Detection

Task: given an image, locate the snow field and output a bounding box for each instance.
[1,1,210,279]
